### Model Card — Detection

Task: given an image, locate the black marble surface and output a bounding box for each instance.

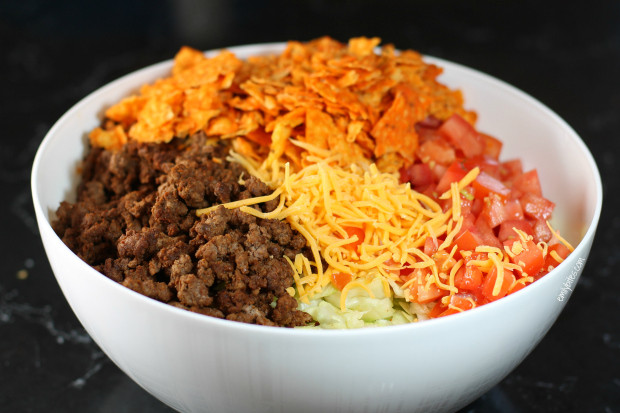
[1,1,619,412]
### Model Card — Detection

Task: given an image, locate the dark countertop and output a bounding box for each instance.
[1,1,619,411]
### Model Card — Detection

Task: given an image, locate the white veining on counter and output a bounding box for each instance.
[0,283,108,388]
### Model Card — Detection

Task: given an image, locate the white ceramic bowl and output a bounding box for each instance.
[32,43,602,413]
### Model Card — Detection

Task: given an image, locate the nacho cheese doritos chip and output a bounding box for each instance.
[90,37,476,172]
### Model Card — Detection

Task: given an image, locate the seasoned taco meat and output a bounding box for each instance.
[53,132,313,327]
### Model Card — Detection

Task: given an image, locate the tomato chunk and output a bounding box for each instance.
[416,283,446,304]
[498,219,534,243]
[520,192,555,221]
[417,138,456,166]
[438,294,475,317]
[454,265,483,291]
[505,238,545,276]
[438,114,484,158]
[499,159,523,184]
[342,226,365,252]
[544,243,571,270]
[424,236,439,256]
[453,229,482,252]
[331,272,352,290]
[436,161,468,193]
[531,218,553,243]
[480,194,507,228]
[472,171,511,200]
[480,133,503,160]
[428,302,448,318]
[482,266,516,302]
[399,162,434,187]
[474,216,502,248]
[513,169,543,197]
[411,270,448,304]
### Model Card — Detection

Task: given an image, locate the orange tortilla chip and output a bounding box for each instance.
[244,128,271,147]
[371,83,428,161]
[174,51,243,89]
[172,46,207,76]
[88,125,128,151]
[264,123,293,166]
[305,108,336,150]
[93,37,476,172]
[348,37,381,57]
[105,96,147,128]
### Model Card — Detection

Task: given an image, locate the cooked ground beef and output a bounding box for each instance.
[53,132,314,327]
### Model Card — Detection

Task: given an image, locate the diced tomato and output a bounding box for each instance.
[499,159,523,184]
[520,192,555,221]
[400,162,434,187]
[479,194,508,228]
[342,226,365,252]
[424,236,439,256]
[480,133,503,160]
[544,243,571,270]
[416,115,442,129]
[436,161,468,193]
[428,302,448,318]
[498,219,534,243]
[410,269,448,304]
[481,159,501,180]
[474,216,502,248]
[471,197,483,216]
[472,171,511,200]
[454,265,483,291]
[438,114,484,158]
[509,281,528,294]
[438,294,475,317]
[383,258,400,274]
[398,166,411,184]
[430,162,448,183]
[417,138,456,166]
[412,163,435,188]
[464,251,488,265]
[463,155,501,179]
[513,169,543,197]
[459,189,474,216]
[384,259,414,280]
[420,184,439,200]
[331,272,352,290]
[399,266,415,278]
[505,238,545,276]
[531,218,553,243]
[453,229,482,252]
[416,282,447,303]
[416,126,442,143]
[400,116,565,316]
[481,266,516,302]
[550,243,571,260]
[461,212,477,231]
[502,199,524,220]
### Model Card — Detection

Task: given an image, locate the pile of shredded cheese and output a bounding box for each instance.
[197,143,497,311]
[195,145,575,318]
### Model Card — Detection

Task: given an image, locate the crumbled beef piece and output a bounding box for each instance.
[121,264,174,302]
[53,133,314,327]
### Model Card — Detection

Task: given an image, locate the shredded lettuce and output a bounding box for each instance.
[297,278,415,329]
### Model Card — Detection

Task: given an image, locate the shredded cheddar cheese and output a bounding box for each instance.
[194,151,571,318]
[197,156,479,308]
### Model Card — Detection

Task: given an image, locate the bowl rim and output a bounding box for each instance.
[31,41,603,338]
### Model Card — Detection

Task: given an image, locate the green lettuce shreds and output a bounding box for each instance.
[297,278,414,329]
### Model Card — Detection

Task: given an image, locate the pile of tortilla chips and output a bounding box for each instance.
[90,36,476,172]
